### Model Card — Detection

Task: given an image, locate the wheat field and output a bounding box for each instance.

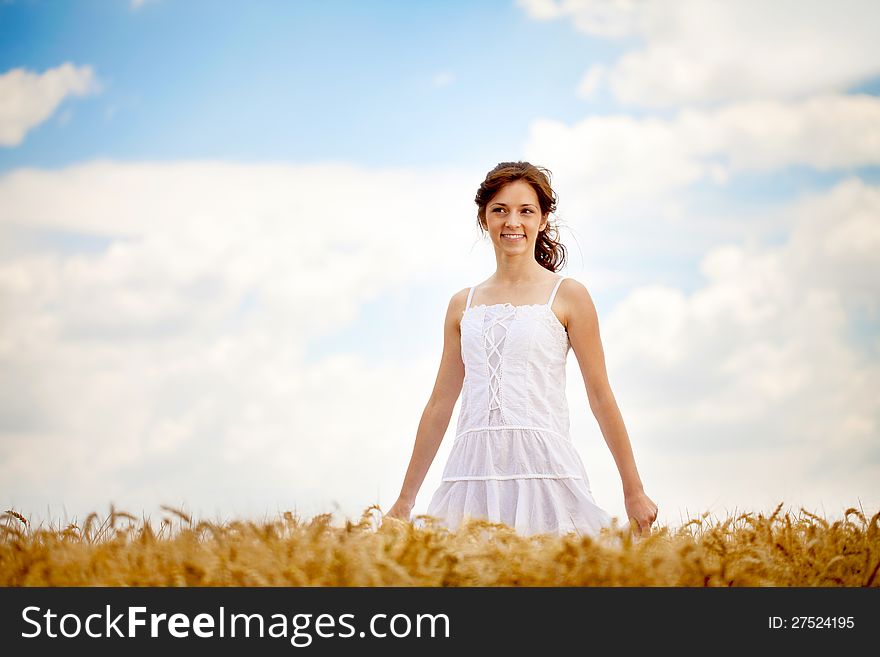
[1,502,877,586]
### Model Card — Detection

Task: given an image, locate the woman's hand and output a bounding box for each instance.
[624,489,658,537]
[384,497,414,523]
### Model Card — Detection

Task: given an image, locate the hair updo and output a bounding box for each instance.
[474,161,567,272]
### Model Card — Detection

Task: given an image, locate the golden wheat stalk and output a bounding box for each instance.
[160,505,193,524]
[4,509,29,526]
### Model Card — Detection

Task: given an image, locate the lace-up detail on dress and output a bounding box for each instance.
[424,276,615,538]
[483,304,516,424]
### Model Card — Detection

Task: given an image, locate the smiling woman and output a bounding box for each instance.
[384,161,658,538]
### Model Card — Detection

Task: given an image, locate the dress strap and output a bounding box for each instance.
[547,276,567,307]
[465,286,476,310]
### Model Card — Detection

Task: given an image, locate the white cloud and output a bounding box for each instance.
[0,160,494,526]
[517,0,643,37]
[525,93,880,215]
[574,176,880,523]
[516,0,563,21]
[519,0,880,107]
[0,63,101,147]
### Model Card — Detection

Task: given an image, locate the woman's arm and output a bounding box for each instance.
[564,279,658,533]
[386,289,467,519]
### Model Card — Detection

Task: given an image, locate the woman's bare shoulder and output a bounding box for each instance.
[556,276,594,328]
[448,286,471,328]
[559,275,589,295]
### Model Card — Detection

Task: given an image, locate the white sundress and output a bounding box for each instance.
[424,276,615,538]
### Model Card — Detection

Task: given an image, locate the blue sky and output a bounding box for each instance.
[0,0,633,170]
[1,0,879,529]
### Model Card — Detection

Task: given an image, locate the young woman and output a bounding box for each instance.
[385,161,658,537]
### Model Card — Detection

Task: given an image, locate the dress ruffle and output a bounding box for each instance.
[425,427,614,537]
[424,475,612,537]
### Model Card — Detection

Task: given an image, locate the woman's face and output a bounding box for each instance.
[484,179,547,253]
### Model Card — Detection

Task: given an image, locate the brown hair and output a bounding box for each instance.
[474,161,567,272]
